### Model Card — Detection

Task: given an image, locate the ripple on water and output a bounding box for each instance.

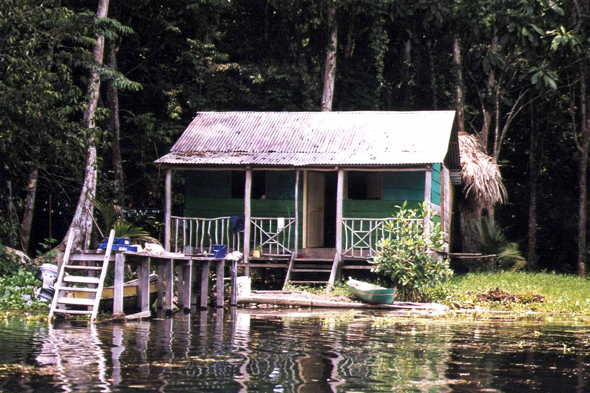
[1,311,590,391]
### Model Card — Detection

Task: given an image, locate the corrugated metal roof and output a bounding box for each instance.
[155,111,458,168]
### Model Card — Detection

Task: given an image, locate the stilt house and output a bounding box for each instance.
[156,111,461,286]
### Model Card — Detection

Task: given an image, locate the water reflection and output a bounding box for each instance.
[1,311,590,391]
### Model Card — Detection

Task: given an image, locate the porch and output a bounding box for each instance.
[168,212,426,287]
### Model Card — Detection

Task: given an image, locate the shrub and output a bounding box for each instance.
[370,202,453,301]
[471,217,526,271]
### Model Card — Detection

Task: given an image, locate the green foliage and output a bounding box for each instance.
[0,270,45,310]
[471,217,526,271]
[92,199,150,238]
[370,202,453,302]
[0,244,24,276]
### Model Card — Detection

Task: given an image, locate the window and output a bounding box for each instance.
[347,172,382,200]
[230,171,266,199]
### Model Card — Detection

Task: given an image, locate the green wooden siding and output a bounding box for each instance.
[382,171,425,201]
[184,170,303,248]
[343,200,423,218]
[431,163,441,205]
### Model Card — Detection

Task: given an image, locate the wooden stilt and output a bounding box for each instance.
[114,253,125,314]
[200,260,210,308]
[216,259,225,308]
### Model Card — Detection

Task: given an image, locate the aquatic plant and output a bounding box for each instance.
[0,270,46,310]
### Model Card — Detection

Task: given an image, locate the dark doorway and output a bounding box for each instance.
[323,172,338,248]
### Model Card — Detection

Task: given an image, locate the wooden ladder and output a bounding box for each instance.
[49,229,115,323]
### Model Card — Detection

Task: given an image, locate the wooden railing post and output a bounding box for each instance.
[244,169,252,276]
[329,169,344,288]
[424,167,432,237]
[294,170,299,257]
[164,169,172,251]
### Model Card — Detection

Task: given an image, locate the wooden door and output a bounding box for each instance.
[306,171,325,248]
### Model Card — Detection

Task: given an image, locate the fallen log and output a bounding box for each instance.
[238,296,448,311]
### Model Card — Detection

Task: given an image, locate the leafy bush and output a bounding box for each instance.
[472,217,526,271]
[0,270,46,310]
[370,202,453,302]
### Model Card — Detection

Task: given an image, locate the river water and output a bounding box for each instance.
[1,309,590,392]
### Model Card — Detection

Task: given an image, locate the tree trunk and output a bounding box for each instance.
[427,40,438,110]
[63,0,109,250]
[578,72,589,277]
[453,36,465,131]
[5,166,18,248]
[402,38,412,108]
[528,103,538,270]
[321,0,337,112]
[480,34,498,153]
[344,16,355,59]
[105,36,125,203]
[21,167,38,254]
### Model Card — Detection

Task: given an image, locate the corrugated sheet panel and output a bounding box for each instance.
[155,111,457,167]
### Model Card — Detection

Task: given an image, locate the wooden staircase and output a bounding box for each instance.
[49,230,115,323]
[283,255,336,288]
[284,255,374,289]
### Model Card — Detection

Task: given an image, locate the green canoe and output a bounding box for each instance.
[347,278,396,304]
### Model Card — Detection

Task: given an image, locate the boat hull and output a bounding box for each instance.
[347,279,396,304]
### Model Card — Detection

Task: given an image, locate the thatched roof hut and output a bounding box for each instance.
[458,131,507,207]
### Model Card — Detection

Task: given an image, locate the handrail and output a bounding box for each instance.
[251,217,296,256]
[171,216,242,255]
[342,217,422,258]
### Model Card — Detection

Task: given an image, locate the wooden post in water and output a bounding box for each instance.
[200,260,210,308]
[114,253,124,314]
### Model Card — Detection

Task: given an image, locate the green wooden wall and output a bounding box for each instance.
[431,163,442,206]
[183,168,443,240]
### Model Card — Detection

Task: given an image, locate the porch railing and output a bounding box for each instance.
[342,218,423,258]
[251,217,296,256]
[171,216,243,255]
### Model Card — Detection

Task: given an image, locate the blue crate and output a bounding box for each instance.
[213,244,226,258]
[98,243,139,252]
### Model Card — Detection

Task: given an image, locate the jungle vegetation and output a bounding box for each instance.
[1,0,589,276]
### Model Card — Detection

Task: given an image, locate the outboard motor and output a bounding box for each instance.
[36,263,58,302]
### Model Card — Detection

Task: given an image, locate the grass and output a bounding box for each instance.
[437,271,590,314]
[283,281,355,300]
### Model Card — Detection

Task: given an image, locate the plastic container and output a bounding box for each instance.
[213,245,227,258]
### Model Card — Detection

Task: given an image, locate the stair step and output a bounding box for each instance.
[341,265,373,270]
[69,253,109,262]
[58,286,98,293]
[292,269,332,273]
[63,276,101,285]
[57,297,96,307]
[52,309,93,315]
[295,258,333,262]
[294,264,332,269]
[64,265,104,271]
[288,280,328,284]
[239,263,288,268]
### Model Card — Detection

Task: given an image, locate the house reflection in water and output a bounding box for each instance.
[31,309,445,391]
